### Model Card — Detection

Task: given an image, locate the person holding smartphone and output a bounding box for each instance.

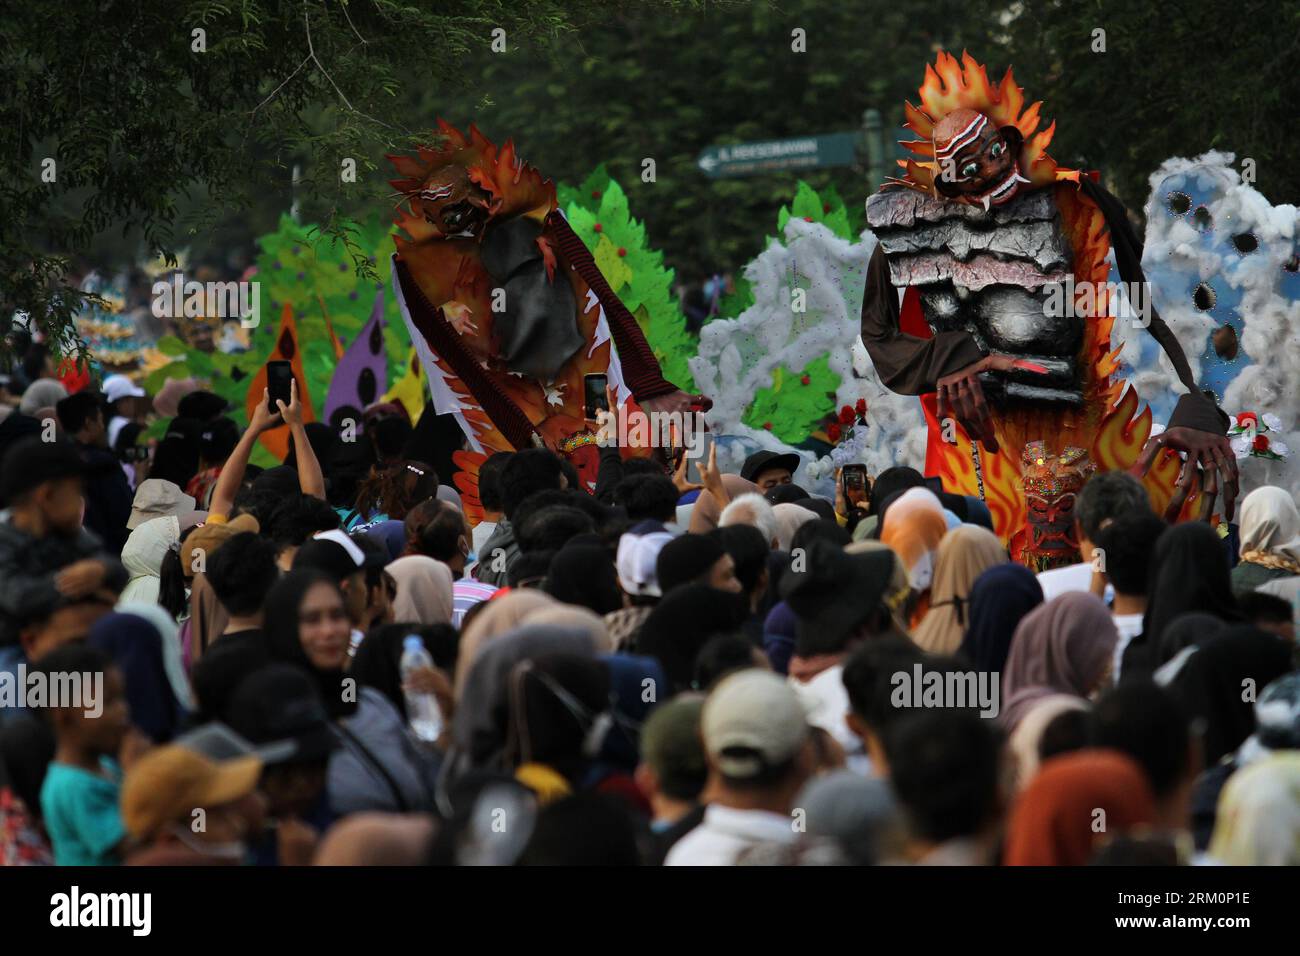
[205,378,326,527]
[837,465,874,538]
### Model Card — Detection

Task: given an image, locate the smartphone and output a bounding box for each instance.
[267,360,293,412]
[686,431,714,485]
[842,464,870,509]
[583,373,609,420]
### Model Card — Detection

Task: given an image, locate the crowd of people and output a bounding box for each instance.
[1,363,1298,866]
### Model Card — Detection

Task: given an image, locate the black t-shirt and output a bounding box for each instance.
[649,803,706,866]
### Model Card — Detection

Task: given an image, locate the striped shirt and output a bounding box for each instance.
[453,580,500,628]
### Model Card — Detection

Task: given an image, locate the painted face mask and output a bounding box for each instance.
[414,165,495,239]
[932,108,1031,211]
[1020,442,1095,569]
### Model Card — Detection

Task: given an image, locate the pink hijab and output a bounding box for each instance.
[1000,592,1118,731]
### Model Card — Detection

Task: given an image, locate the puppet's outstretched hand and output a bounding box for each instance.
[1131,426,1238,522]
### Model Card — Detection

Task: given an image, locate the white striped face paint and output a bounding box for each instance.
[935,113,988,164]
[932,109,1024,208]
[414,167,491,237]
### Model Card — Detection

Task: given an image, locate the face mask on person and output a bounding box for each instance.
[168,824,247,862]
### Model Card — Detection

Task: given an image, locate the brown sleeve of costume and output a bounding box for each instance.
[859,244,985,394]
[394,258,539,451]
[547,211,677,402]
[1078,179,1228,435]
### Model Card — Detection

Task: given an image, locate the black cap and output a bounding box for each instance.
[227,664,339,764]
[176,390,231,421]
[764,482,810,504]
[779,539,896,647]
[740,450,801,483]
[0,436,85,505]
[790,497,836,522]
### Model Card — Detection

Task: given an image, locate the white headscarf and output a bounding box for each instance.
[1238,486,1300,562]
[1209,752,1300,865]
[120,515,180,606]
[772,502,817,552]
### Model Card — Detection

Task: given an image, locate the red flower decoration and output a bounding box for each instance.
[591,190,602,199]
[1253,434,1270,452]
[594,223,603,233]
[838,405,855,425]
[763,421,773,431]
[827,423,842,442]
[822,203,831,213]
[803,216,813,222]
[855,398,868,415]
[617,247,627,257]
[800,374,811,386]
[1237,411,1258,430]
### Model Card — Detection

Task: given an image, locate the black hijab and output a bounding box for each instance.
[635,584,749,694]
[505,653,610,784]
[866,466,925,517]
[655,533,726,595]
[1142,522,1241,646]
[263,568,357,718]
[545,543,622,615]
[1156,612,1229,668]
[88,612,184,743]
[1168,626,1293,766]
[958,563,1043,674]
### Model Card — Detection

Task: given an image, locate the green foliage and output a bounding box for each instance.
[777,180,854,241]
[741,356,839,445]
[0,0,648,359]
[738,181,853,443]
[561,177,697,392]
[249,213,408,408]
[145,212,409,429]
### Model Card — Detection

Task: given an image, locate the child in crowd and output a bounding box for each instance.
[36,643,136,865]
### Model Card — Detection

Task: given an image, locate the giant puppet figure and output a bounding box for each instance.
[860,52,1238,568]
[385,123,706,503]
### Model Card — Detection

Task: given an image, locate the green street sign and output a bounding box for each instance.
[697,132,861,178]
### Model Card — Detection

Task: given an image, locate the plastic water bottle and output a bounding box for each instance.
[400,636,443,744]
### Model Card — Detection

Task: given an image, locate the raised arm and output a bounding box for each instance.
[278,379,326,500]
[209,389,281,519]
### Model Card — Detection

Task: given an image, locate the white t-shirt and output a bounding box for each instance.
[1111,612,1145,682]
[1037,561,1114,604]
[665,805,798,866]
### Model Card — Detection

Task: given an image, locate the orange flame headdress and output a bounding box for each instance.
[388,120,555,244]
[889,51,1080,198]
